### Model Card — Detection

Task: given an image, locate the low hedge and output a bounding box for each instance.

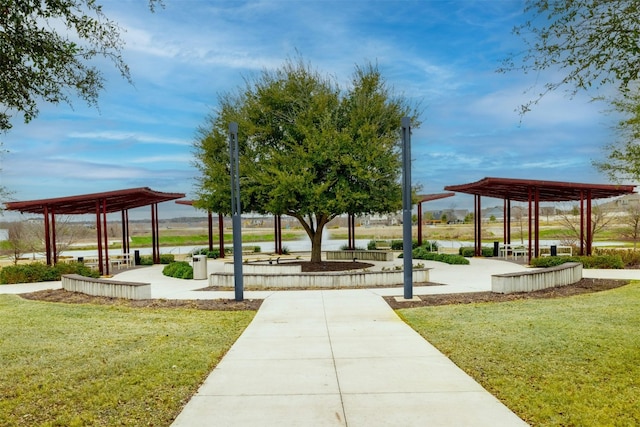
[459,246,494,257]
[530,255,624,269]
[410,246,470,265]
[194,248,222,259]
[162,261,193,279]
[594,248,640,268]
[140,254,175,265]
[0,261,100,284]
[390,240,421,250]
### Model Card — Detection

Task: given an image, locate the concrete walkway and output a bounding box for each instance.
[171,288,528,426]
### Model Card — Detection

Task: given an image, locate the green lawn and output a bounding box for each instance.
[129,231,303,248]
[0,295,256,426]
[398,282,640,426]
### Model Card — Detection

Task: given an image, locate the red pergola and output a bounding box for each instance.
[444,177,636,258]
[5,187,185,275]
[416,192,455,245]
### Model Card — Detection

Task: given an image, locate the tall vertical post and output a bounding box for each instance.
[208,211,214,251]
[50,209,58,264]
[218,213,225,258]
[229,122,244,301]
[417,202,423,246]
[401,117,413,299]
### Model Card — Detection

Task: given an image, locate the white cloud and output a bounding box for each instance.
[68,131,189,146]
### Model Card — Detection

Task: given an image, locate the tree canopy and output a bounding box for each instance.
[503,0,640,114]
[193,59,420,261]
[0,0,161,133]
[503,0,640,182]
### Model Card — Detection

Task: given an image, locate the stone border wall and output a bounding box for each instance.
[209,268,430,289]
[62,274,151,300]
[223,263,302,274]
[491,262,582,294]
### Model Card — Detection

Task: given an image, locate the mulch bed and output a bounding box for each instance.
[19,289,262,311]
[384,278,629,309]
[15,260,631,311]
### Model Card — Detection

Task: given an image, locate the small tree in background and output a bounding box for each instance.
[558,203,613,253]
[4,222,36,265]
[621,202,640,249]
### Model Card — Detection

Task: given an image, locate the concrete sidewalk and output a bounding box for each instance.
[171,289,528,427]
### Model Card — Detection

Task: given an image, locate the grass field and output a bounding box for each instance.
[398,282,640,426]
[0,295,256,426]
[109,231,306,249]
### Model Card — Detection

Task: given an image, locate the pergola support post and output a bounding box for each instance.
[208,211,214,252]
[527,188,533,260]
[417,202,423,246]
[43,205,52,265]
[474,194,482,256]
[151,203,160,264]
[274,214,282,255]
[51,209,58,264]
[586,190,593,255]
[580,191,585,256]
[218,213,225,258]
[534,187,540,258]
[102,198,109,275]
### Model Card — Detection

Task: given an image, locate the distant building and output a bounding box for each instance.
[362,213,402,226]
[426,209,469,223]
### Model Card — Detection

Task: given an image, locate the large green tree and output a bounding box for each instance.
[503,0,640,181]
[0,0,161,133]
[193,59,420,262]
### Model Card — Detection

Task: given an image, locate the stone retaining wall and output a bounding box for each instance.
[209,268,429,289]
[223,263,302,274]
[62,274,151,300]
[491,262,582,294]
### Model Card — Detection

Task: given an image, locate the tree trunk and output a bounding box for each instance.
[310,226,324,263]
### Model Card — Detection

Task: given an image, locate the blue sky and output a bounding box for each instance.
[1,0,625,219]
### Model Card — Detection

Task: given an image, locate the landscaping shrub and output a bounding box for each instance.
[159,254,175,264]
[138,254,174,265]
[162,261,193,279]
[195,248,221,259]
[459,246,494,257]
[530,255,624,269]
[390,240,420,250]
[139,255,154,266]
[55,262,101,278]
[594,248,640,267]
[410,247,470,265]
[420,241,439,252]
[0,261,100,284]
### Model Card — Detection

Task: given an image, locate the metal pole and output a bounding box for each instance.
[229,122,244,301]
[401,117,413,299]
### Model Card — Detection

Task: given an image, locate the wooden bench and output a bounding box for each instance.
[62,274,151,300]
